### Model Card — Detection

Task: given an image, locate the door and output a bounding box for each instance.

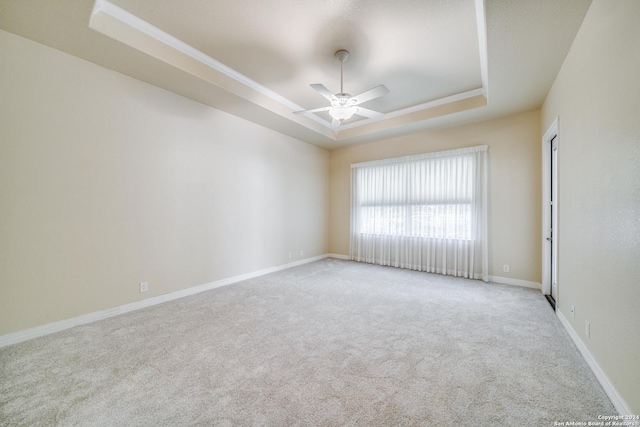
[550,135,558,303]
[542,119,558,310]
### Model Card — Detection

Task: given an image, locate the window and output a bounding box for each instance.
[359,204,472,240]
[350,146,488,281]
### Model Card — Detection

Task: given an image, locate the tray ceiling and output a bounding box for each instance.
[0,0,592,149]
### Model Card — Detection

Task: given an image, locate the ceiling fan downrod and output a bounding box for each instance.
[335,49,350,95]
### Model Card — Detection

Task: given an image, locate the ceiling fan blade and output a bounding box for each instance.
[354,107,384,119]
[351,84,390,105]
[310,84,337,101]
[293,106,332,115]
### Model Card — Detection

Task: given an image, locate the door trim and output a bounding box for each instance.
[542,118,558,298]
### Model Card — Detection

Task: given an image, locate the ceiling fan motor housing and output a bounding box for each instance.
[331,96,356,107]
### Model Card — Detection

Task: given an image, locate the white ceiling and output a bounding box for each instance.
[0,0,592,149]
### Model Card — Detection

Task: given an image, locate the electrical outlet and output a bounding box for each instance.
[571,305,575,318]
[140,281,148,293]
[585,320,590,338]
[503,264,509,273]
[288,252,292,259]
[300,249,304,256]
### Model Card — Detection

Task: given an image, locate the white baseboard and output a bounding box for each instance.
[327,253,350,260]
[488,275,541,290]
[328,259,541,290]
[556,310,635,417]
[0,254,329,348]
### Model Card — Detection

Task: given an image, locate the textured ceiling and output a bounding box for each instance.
[0,0,593,149]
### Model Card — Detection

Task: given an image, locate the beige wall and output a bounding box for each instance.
[0,30,329,335]
[541,0,640,413]
[329,110,542,283]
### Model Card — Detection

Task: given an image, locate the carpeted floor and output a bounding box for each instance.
[0,259,616,426]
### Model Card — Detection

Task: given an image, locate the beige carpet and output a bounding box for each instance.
[0,259,615,426]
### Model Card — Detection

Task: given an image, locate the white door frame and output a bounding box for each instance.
[542,118,559,297]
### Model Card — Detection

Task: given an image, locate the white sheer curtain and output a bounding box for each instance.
[350,145,488,281]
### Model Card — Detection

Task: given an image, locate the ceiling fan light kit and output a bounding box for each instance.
[329,105,358,121]
[294,49,389,128]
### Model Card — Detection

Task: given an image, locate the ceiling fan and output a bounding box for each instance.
[294,50,390,128]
